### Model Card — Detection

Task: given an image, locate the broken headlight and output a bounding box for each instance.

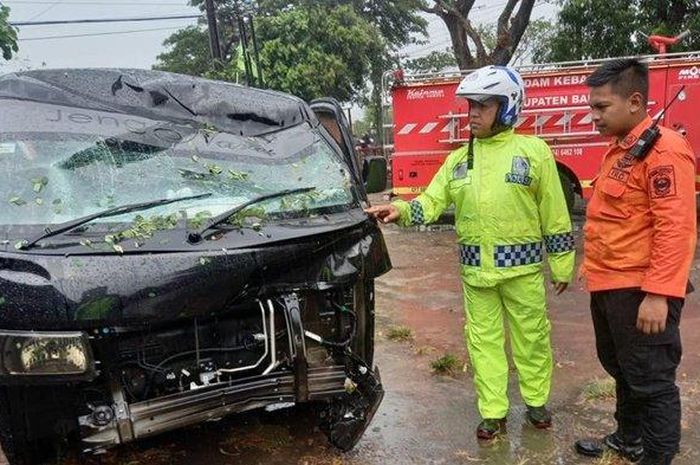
[0,330,95,378]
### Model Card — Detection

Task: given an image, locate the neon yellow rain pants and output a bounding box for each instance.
[463,271,552,418]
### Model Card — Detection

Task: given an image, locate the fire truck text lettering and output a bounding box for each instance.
[525,95,569,107]
[553,147,584,157]
[525,77,550,88]
[407,89,446,100]
[679,66,700,80]
[525,75,587,88]
[553,75,588,86]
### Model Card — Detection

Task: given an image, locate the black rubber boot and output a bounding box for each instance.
[476,418,506,440]
[525,405,552,429]
[575,432,643,462]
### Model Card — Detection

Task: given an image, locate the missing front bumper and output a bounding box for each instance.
[80,292,384,453]
[79,366,349,451]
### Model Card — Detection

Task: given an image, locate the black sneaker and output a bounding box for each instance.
[476,418,506,440]
[525,405,552,429]
[575,432,643,462]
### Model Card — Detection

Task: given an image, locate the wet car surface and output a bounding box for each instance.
[0,69,390,464]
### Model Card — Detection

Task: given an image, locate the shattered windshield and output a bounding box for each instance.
[0,101,356,232]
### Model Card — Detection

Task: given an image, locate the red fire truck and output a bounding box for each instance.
[383,51,700,209]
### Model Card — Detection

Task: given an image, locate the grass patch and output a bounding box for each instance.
[594,450,632,464]
[430,353,461,376]
[385,325,414,342]
[583,377,616,401]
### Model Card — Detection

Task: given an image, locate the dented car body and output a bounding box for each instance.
[0,69,390,464]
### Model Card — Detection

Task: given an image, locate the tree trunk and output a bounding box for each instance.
[424,0,536,69]
[442,14,475,69]
[490,0,536,65]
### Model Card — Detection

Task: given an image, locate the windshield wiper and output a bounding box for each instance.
[187,187,316,244]
[19,192,213,250]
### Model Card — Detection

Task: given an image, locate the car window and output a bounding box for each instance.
[0,101,356,227]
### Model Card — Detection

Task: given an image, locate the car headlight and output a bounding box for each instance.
[1,331,94,377]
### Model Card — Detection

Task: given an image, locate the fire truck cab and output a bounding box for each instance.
[384,51,700,210]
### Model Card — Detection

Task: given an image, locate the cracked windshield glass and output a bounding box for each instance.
[0,101,355,244]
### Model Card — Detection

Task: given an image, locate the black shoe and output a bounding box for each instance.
[639,453,673,465]
[476,418,506,440]
[525,405,552,429]
[575,432,643,462]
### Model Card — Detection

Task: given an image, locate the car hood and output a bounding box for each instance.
[0,218,391,330]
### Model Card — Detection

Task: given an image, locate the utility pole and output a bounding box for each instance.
[237,13,254,86]
[204,0,223,65]
[247,14,264,87]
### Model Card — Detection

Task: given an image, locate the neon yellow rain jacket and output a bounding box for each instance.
[394,129,575,287]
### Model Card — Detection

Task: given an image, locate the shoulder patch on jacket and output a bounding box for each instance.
[453,162,469,179]
[649,165,677,199]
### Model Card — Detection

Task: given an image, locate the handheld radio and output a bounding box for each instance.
[629,85,686,160]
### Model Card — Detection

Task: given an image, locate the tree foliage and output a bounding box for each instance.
[153,26,212,76]
[257,0,426,47]
[155,1,425,89]
[154,1,426,142]
[254,5,384,102]
[537,0,700,61]
[0,5,18,61]
[403,49,458,73]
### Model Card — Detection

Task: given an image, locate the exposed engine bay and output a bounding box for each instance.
[76,285,382,453]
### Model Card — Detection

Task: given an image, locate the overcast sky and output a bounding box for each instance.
[1,0,201,72]
[1,0,559,74]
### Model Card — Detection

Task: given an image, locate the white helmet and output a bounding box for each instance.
[456,65,525,127]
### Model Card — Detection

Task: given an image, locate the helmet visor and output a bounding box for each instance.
[458,93,496,104]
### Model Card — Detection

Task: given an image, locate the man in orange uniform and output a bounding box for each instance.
[574,59,697,465]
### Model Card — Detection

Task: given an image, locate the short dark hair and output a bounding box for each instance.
[586,58,649,103]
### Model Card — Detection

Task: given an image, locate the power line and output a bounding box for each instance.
[5,1,187,5]
[26,0,63,21]
[10,13,202,26]
[18,24,190,40]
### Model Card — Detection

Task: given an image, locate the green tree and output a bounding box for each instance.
[154,1,426,144]
[258,0,426,47]
[419,0,538,68]
[153,26,212,76]
[254,5,383,102]
[536,0,700,61]
[403,49,458,73]
[352,114,374,139]
[0,5,18,61]
[155,0,425,79]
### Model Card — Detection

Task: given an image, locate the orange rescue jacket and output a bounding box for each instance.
[583,116,697,298]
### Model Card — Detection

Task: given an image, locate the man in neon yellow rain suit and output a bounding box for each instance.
[366,65,575,440]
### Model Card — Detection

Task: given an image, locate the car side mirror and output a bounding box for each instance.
[363,156,387,194]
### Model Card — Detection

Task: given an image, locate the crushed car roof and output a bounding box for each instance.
[0,68,312,136]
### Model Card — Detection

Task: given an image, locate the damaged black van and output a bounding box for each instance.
[0,69,391,464]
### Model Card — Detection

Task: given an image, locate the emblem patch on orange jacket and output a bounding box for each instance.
[649,165,677,199]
